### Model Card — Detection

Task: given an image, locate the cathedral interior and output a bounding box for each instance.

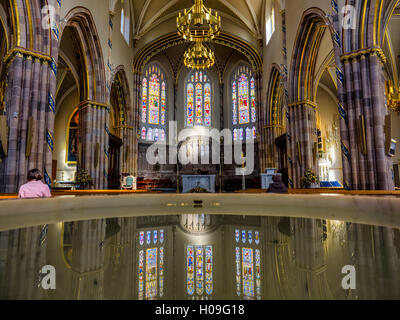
[0,0,400,301]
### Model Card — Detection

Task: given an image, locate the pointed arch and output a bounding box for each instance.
[61,7,106,103]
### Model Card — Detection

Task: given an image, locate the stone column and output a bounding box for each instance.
[287,103,318,188]
[70,219,106,300]
[340,50,394,190]
[0,226,47,299]
[79,102,109,189]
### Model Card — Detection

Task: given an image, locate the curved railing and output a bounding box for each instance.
[0,193,399,231]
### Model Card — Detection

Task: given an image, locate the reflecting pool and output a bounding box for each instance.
[1,213,399,300]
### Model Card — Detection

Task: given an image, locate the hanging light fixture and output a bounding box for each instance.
[177,0,221,69]
[184,42,215,70]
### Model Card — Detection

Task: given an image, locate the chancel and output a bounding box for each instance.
[0,0,400,302]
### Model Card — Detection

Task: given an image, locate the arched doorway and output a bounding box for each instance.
[108,67,134,189]
[55,7,107,189]
[288,8,337,188]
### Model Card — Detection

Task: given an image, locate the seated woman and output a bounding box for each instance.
[18,169,52,199]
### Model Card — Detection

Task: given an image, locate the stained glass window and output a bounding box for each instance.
[141,64,167,142]
[187,245,213,299]
[235,229,262,300]
[138,229,166,300]
[231,66,257,141]
[186,70,212,127]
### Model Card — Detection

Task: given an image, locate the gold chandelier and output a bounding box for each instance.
[177,0,221,69]
[184,42,215,70]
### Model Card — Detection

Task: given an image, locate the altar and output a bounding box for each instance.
[260,168,280,190]
[182,175,216,193]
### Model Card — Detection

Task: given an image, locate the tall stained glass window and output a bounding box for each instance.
[187,245,213,299]
[186,71,212,127]
[231,66,257,141]
[141,64,168,142]
[235,229,262,300]
[138,229,166,300]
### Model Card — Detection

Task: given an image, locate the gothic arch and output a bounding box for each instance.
[289,8,334,105]
[287,7,335,188]
[265,64,285,169]
[59,7,108,189]
[61,7,106,103]
[110,66,135,175]
[342,0,400,52]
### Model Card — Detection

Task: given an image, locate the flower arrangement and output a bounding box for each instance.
[74,167,93,189]
[301,169,319,188]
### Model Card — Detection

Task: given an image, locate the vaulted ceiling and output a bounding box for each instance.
[130,0,267,41]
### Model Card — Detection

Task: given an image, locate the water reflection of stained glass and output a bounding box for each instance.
[187,246,195,295]
[242,248,254,298]
[138,250,144,300]
[160,229,165,243]
[255,231,260,245]
[248,230,253,244]
[196,246,204,295]
[139,231,145,246]
[159,247,164,297]
[236,247,241,296]
[255,249,261,300]
[146,231,151,245]
[205,246,213,295]
[146,248,158,300]
[153,230,158,244]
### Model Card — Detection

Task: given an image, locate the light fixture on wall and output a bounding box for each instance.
[386,81,400,112]
[177,0,221,69]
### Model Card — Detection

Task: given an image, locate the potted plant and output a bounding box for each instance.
[74,167,93,190]
[301,169,320,189]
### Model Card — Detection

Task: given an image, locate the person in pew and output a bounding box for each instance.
[18,169,52,199]
[267,175,288,194]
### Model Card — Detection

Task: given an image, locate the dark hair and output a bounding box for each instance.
[27,169,43,181]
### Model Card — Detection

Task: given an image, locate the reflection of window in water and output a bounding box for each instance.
[62,222,74,268]
[235,229,261,300]
[138,229,165,300]
[187,245,213,300]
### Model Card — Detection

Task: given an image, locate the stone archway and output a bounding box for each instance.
[288,8,335,188]
[60,7,108,189]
